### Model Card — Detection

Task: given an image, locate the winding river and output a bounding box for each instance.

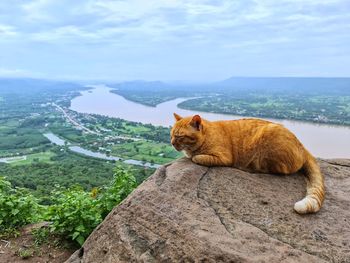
[70,86,350,158]
[43,133,160,169]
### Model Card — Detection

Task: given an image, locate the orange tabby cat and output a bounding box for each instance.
[170,113,325,214]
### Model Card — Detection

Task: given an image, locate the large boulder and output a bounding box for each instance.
[67,158,350,263]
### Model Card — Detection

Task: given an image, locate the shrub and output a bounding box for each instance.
[0,176,42,232]
[0,166,138,246]
[45,186,102,246]
[97,166,137,218]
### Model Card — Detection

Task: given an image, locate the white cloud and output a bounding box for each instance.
[10,0,349,45]
[0,24,17,36]
[222,37,293,49]
[21,0,53,22]
[31,25,100,42]
[83,0,182,22]
[0,0,348,79]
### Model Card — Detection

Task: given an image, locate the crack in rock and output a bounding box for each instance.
[239,218,326,261]
[196,168,236,238]
[321,159,350,168]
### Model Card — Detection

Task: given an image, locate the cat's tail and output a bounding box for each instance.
[294,151,325,214]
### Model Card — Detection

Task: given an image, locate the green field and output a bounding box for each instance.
[8,151,56,166]
[109,140,182,164]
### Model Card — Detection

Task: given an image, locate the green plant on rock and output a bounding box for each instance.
[97,166,137,218]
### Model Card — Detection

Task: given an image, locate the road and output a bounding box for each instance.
[52,103,141,141]
[53,103,98,134]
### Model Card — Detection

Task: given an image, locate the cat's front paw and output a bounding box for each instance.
[191,155,200,164]
[192,155,205,165]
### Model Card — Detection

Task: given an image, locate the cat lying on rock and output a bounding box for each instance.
[170,113,325,214]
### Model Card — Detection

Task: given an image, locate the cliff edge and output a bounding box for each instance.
[67,158,350,263]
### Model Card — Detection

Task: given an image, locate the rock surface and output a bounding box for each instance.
[67,158,350,263]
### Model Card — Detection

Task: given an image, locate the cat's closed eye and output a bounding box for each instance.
[175,135,194,140]
[181,136,196,144]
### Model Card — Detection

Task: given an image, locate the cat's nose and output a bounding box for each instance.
[173,144,180,151]
[171,139,180,150]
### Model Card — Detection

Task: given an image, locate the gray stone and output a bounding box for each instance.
[66,158,350,263]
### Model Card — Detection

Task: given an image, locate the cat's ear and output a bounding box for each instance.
[190,115,202,130]
[173,113,182,121]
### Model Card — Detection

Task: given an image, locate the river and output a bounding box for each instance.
[70,85,350,158]
[43,133,160,169]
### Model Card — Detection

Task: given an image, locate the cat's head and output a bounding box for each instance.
[170,113,204,152]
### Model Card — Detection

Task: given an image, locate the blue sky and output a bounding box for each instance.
[0,0,349,81]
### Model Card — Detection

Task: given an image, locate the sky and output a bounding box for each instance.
[0,0,349,82]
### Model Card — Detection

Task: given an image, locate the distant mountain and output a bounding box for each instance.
[0,78,84,94]
[110,80,171,91]
[217,77,350,94]
[110,77,350,95]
